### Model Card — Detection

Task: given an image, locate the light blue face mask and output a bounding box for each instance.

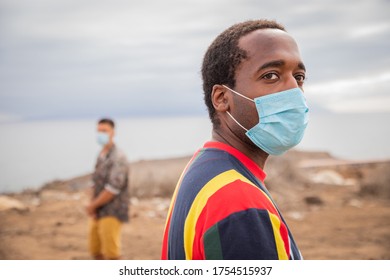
[97,132,110,146]
[223,85,309,155]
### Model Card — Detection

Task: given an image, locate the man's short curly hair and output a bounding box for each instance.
[98,118,115,128]
[201,19,285,127]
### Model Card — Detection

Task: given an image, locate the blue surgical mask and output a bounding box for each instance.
[223,85,309,155]
[97,132,110,146]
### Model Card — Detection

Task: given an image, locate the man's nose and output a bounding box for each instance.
[285,74,300,90]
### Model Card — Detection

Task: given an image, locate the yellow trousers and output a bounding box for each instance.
[88,216,122,259]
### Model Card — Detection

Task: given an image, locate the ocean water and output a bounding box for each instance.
[0,113,389,193]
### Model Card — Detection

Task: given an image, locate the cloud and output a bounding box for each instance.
[1,0,390,120]
[0,113,23,123]
[329,95,390,113]
[349,22,390,39]
[306,72,390,112]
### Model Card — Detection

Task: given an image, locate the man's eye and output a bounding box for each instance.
[263,73,279,80]
[295,74,306,83]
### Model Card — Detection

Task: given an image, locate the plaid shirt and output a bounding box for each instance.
[92,144,129,222]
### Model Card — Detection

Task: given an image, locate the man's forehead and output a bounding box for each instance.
[238,28,298,55]
[98,123,113,130]
[237,28,303,70]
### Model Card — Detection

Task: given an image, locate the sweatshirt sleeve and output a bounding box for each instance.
[203,208,285,260]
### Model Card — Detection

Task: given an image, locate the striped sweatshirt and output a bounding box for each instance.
[161,141,302,260]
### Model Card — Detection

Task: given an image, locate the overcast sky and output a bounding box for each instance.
[1,0,389,121]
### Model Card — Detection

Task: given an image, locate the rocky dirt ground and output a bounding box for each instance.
[1,151,389,260]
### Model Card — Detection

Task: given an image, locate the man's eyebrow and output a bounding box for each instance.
[298,62,306,71]
[257,60,285,72]
[256,60,307,72]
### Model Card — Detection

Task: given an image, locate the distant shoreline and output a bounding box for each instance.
[2,113,390,194]
[2,149,390,196]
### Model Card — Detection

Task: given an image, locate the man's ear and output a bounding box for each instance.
[211,84,230,112]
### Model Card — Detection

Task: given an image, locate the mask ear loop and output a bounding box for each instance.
[222,85,252,132]
[222,85,254,103]
[226,111,249,132]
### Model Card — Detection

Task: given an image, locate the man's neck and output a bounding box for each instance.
[101,142,114,156]
[211,129,268,169]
